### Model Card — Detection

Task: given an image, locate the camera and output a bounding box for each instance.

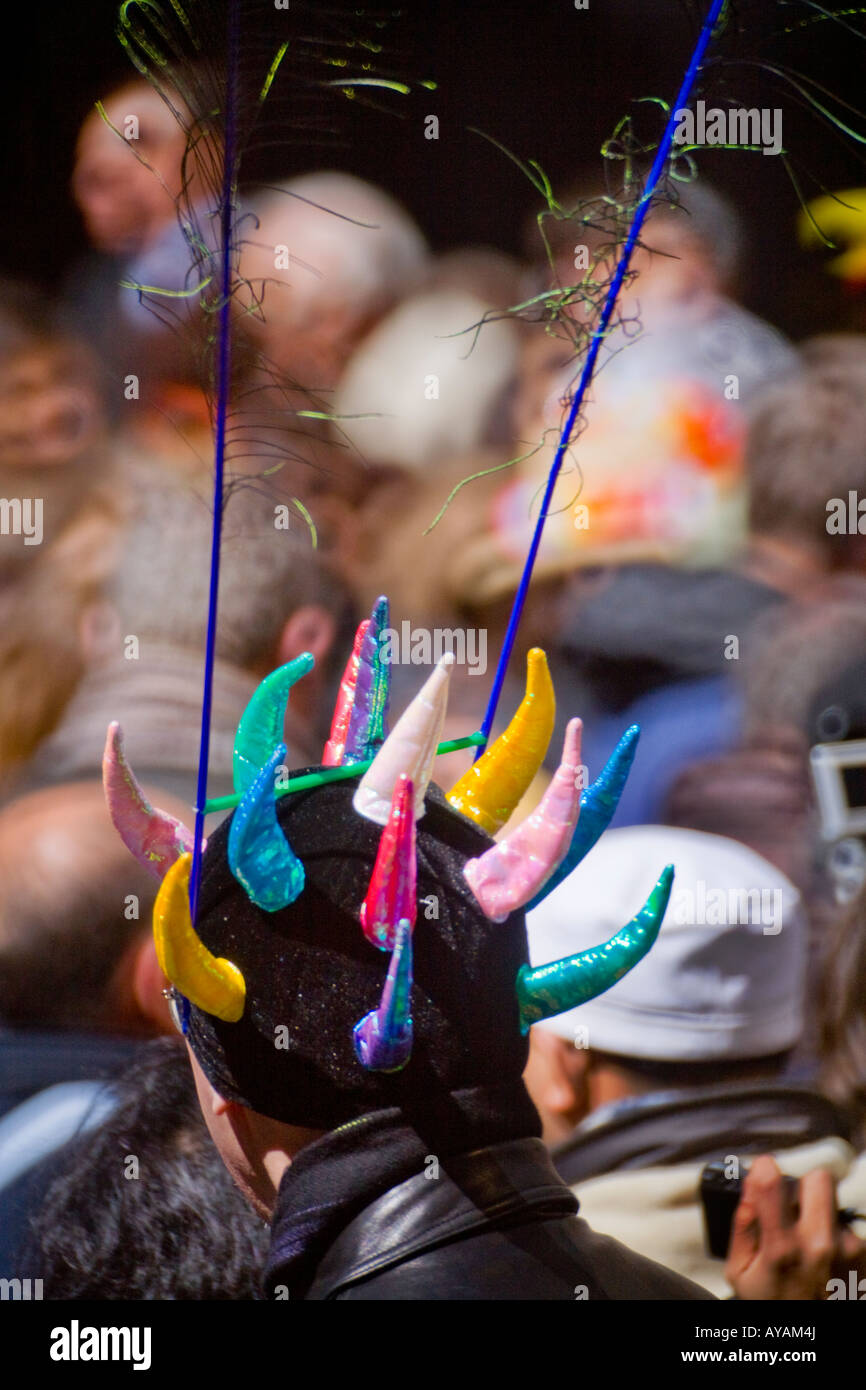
[700,1158,856,1258]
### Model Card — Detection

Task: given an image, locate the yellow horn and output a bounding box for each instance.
[446,648,555,835]
[153,853,246,1023]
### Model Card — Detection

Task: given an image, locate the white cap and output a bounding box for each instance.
[334,290,519,471]
[526,826,806,1060]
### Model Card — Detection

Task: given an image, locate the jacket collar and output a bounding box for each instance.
[553,1081,851,1186]
[305,1136,577,1300]
[264,1083,544,1299]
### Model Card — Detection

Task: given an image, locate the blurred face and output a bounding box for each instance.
[0,344,102,470]
[624,219,718,312]
[72,85,189,255]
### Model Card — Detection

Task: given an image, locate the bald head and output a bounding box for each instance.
[241,172,427,385]
[0,780,189,1030]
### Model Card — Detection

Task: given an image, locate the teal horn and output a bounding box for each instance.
[233,653,315,795]
[228,743,305,911]
[516,864,673,1034]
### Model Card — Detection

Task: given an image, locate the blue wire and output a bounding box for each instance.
[188,0,240,923]
[476,0,726,758]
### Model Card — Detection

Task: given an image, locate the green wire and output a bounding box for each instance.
[203,732,485,814]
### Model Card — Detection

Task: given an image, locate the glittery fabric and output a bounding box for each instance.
[187,775,530,1130]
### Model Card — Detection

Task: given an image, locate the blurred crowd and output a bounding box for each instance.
[2,75,866,1302]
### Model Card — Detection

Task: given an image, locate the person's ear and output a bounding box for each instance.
[276,603,336,671]
[523,1027,590,1143]
[131,936,175,1035]
[78,599,121,663]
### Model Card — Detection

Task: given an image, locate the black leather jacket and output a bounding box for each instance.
[270,1135,715,1301]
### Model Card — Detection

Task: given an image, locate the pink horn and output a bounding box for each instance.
[103,721,196,879]
[463,718,582,922]
[359,773,417,952]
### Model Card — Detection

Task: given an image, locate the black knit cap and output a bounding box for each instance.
[187,771,531,1130]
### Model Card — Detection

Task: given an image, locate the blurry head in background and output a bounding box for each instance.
[427,246,526,315]
[741,579,866,749]
[662,742,815,901]
[0,281,109,571]
[0,781,182,1035]
[819,881,866,1148]
[26,1039,268,1299]
[0,500,121,789]
[468,182,795,601]
[334,289,519,473]
[240,171,428,390]
[108,476,354,733]
[745,357,866,583]
[660,579,866,941]
[799,332,866,379]
[20,474,357,798]
[523,826,805,1144]
[522,176,745,317]
[72,79,195,259]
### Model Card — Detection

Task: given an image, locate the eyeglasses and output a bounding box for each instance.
[163,986,191,1036]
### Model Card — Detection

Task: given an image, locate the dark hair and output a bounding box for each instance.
[745,371,866,560]
[819,884,866,1147]
[591,1048,793,1092]
[24,1039,269,1299]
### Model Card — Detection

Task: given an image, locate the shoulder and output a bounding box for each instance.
[302,1138,715,1301]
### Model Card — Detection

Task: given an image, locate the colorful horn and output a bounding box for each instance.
[446,647,555,835]
[233,653,315,795]
[343,596,391,765]
[153,852,246,1023]
[322,618,370,766]
[515,864,673,1033]
[353,918,413,1072]
[359,774,417,950]
[353,652,454,825]
[464,719,582,921]
[228,743,305,911]
[103,721,194,879]
[526,724,640,912]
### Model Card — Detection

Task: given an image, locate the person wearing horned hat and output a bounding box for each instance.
[105,597,714,1300]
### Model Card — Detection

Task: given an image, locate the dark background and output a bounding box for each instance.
[2,0,865,341]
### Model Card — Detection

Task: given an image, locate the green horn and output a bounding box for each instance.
[516,865,673,1034]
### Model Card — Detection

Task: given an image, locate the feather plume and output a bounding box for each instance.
[112,0,430,917]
